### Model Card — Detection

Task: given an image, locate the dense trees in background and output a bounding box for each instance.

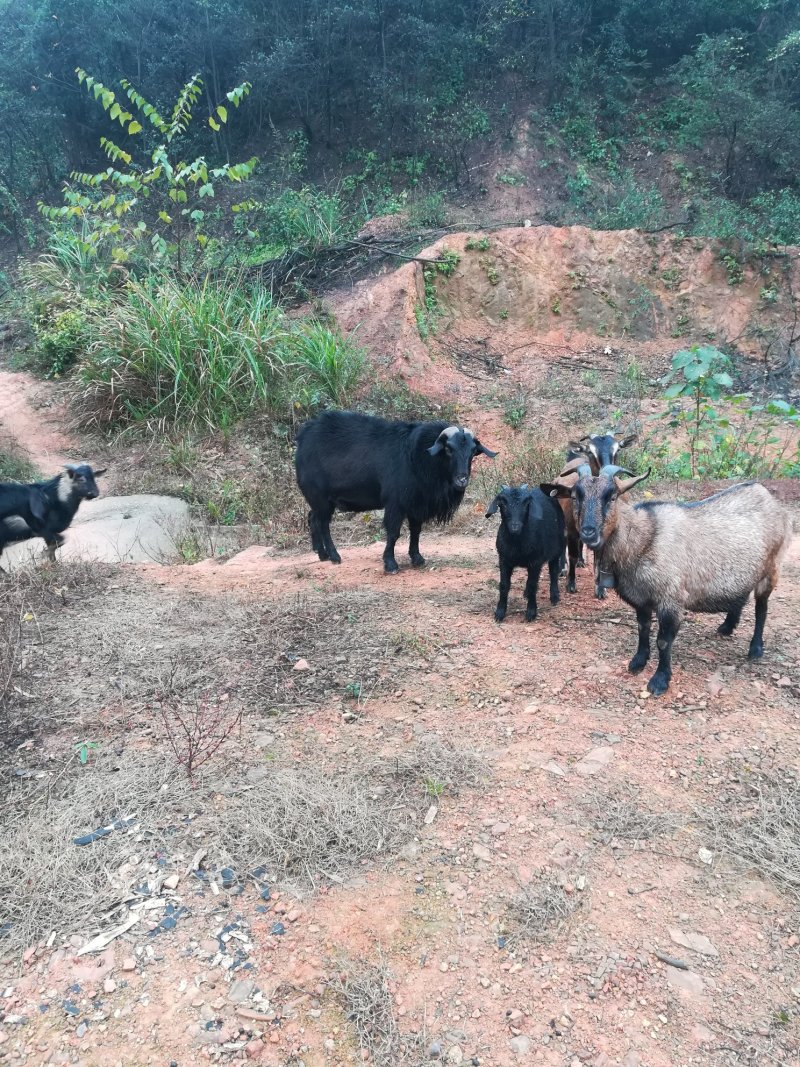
[1,0,800,214]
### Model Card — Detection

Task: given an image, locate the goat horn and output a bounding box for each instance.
[577,463,592,477]
[614,468,651,494]
[599,464,635,477]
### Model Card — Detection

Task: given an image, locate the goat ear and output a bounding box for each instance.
[567,439,590,454]
[615,433,638,448]
[474,439,498,459]
[485,495,501,517]
[427,436,445,457]
[614,468,651,494]
[64,464,77,478]
[93,468,108,477]
[540,482,571,499]
[29,490,47,523]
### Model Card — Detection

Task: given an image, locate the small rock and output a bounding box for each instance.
[510,1035,532,1056]
[544,760,566,777]
[665,966,705,996]
[76,1022,88,1038]
[669,928,719,957]
[228,979,255,1004]
[697,847,714,866]
[0,1031,7,1045]
[293,659,310,671]
[163,874,180,891]
[286,909,301,923]
[622,1055,641,1067]
[220,867,236,889]
[447,1046,464,1065]
[428,1042,442,1060]
[122,958,136,972]
[246,1038,265,1059]
[492,822,510,835]
[103,979,117,994]
[691,1024,715,1045]
[472,843,492,862]
[575,746,614,777]
[270,922,286,936]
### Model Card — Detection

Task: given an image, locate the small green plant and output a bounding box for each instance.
[425,777,446,798]
[498,308,509,321]
[495,171,526,187]
[466,236,490,252]
[720,252,745,286]
[760,286,779,304]
[503,392,528,430]
[409,191,446,228]
[580,369,599,388]
[663,345,734,477]
[344,681,362,700]
[486,265,500,285]
[75,739,99,765]
[551,297,562,315]
[661,267,681,290]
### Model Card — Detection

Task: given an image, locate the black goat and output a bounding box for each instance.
[0,463,106,565]
[485,485,565,623]
[295,411,497,573]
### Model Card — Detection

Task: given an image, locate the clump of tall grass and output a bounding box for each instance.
[76,271,363,430]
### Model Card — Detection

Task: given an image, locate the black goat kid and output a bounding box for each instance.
[296,411,497,573]
[0,463,106,564]
[486,485,565,623]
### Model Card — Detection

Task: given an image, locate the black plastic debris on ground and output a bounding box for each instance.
[271,921,286,936]
[73,814,136,846]
[150,904,190,935]
[62,1001,80,1017]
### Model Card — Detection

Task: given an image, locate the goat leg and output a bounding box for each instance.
[524,564,541,622]
[408,518,425,568]
[628,607,652,674]
[547,556,560,606]
[748,593,770,659]
[647,609,681,696]
[495,560,513,622]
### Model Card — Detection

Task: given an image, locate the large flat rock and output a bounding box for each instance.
[3,494,191,569]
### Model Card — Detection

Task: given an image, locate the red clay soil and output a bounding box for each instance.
[1,227,800,1066]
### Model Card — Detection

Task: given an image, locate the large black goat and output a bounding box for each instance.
[485,485,565,623]
[295,411,497,573]
[542,466,793,696]
[0,463,106,565]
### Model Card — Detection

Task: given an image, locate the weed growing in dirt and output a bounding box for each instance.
[585,784,687,845]
[465,236,490,252]
[503,391,528,430]
[416,249,460,338]
[335,958,402,1065]
[0,442,39,482]
[472,431,563,497]
[158,690,243,781]
[506,870,586,946]
[705,772,800,897]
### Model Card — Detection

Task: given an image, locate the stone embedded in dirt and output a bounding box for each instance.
[544,761,567,777]
[669,929,719,957]
[697,848,714,866]
[246,1039,265,1059]
[228,978,255,1004]
[509,1035,532,1056]
[575,747,614,776]
[622,1054,642,1067]
[665,966,705,996]
[270,922,286,936]
[472,843,492,862]
[293,659,310,671]
[428,1041,442,1059]
[690,1024,715,1045]
[122,958,136,972]
[447,1045,464,1065]
[163,874,180,891]
[103,979,117,994]
[491,822,510,835]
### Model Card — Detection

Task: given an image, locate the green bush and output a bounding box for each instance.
[77,271,364,430]
[252,186,355,254]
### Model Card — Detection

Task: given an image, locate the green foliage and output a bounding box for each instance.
[0,446,39,483]
[39,69,256,267]
[465,236,490,252]
[503,392,528,431]
[75,272,363,430]
[249,186,354,255]
[408,192,446,229]
[661,345,800,479]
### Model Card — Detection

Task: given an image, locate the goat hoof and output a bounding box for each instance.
[329,553,342,565]
[628,655,649,674]
[595,588,606,600]
[317,550,330,561]
[410,553,426,568]
[525,610,537,622]
[646,673,670,696]
[567,581,577,594]
[717,623,734,637]
[559,565,567,577]
[550,593,560,605]
[494,609,506,623]
[748,643,764,660]
[576,558,586,569]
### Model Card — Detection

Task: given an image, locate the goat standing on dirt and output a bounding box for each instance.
[0,463,106,565]
[486,485,565,623]
[295,411,497,573]
[541,467,792,696]
[564,430,637,598]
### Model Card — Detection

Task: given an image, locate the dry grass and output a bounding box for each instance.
[584,783,688,846]
[705,772,800,898]
[364,734,487,807]
[335,957,403,1065]
[505,870,586,946]
[0,752,192,954]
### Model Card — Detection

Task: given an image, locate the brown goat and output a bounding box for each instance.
[552,457,591,594]
[542,468,793,696]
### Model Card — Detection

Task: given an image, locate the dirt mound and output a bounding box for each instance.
[332,225,798,402]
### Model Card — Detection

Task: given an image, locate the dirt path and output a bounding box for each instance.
[0,369,75,473]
